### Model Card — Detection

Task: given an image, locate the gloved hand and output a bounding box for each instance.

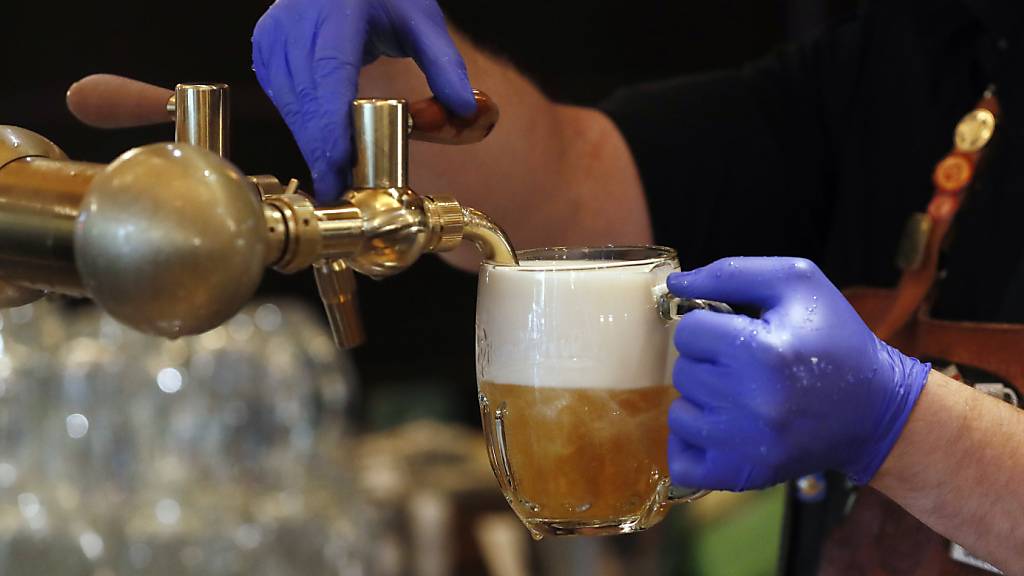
[666,257,930,491]
[252,0,476,203]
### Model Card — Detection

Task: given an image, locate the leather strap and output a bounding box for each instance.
[869,92,1000,341]
[906,313,1024,387]
[845,286,1024,388]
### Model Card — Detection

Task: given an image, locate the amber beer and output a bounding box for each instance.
[478,381,677,525]
[476,247,700,539]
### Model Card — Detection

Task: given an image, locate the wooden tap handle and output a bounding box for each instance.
[408,90,499,145]
[66,74,175,129]
[67,75,499,144]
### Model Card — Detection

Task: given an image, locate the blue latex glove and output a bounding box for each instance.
[252,0,476,203]
[666,257,930,491]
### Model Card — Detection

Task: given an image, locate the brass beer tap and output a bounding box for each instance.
[0,76,516,348]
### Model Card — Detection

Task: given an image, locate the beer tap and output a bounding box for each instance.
[65,75,229,156]
[0,75,516,348]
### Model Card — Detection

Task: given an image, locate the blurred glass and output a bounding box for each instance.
[0,298,370,576]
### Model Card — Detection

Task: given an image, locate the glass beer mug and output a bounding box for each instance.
[476,246,729,539]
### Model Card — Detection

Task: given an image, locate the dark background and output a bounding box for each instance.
[1,0,857,428]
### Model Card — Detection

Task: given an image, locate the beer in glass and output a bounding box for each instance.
[476,246,712,539]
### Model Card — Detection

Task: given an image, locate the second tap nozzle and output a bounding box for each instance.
[314,259,366,349]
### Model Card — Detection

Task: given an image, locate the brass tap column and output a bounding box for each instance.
[351,99,408,189]
[172,84,230,157]
[310,98,415,349]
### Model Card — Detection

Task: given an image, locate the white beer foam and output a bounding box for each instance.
[476,260,676,390]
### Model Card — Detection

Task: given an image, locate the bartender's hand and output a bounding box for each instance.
[666,257,931,491]
[252,0,476,202]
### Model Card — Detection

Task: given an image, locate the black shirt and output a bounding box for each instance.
[602,0,1024,323]
[601,0,1023,572]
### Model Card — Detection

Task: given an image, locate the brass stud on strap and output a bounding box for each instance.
[955,108,996,153]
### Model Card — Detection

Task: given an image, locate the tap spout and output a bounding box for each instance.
[461,206,518,266]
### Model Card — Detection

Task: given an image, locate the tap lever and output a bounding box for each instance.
[66,74,174,129]
[67,75,230,157]
[409,90,499,145]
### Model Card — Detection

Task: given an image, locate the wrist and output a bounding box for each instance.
[846,343,931,484]
[870,370,970,494]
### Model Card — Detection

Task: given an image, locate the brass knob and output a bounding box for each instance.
[0,125,68,168]
[75,143,267,338]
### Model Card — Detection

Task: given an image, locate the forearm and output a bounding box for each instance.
[872,370,1024,574]
[358,30,651,270]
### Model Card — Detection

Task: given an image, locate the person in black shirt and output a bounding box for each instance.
[253,0,1024,572]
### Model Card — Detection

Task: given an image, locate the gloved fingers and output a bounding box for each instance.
[674,308,764,362]
[284,8,327,160]
[670,438,770,492]
[668,257,823,310]
[672,356,735,409]
[253,4,337,200]
[667,433,708,488]
[393,3,476,117]
[253,9,296,119]
[311,4,371,202]
[667,396,730,447]
[701,451,763,492]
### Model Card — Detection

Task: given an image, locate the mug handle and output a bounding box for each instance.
[655,284,735,321]
[654,285,735,503]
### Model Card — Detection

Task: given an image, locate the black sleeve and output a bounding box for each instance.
[599,20,861,270]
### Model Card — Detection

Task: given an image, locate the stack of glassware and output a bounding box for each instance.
[0,298,371,576]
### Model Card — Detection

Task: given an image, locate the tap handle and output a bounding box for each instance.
[349,89,499,190]
[409,90,499,145]
[66,76,497,146]
[66,75,230,157]
[66,74,175,129]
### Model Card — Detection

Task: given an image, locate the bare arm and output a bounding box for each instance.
[358,30,651,269]
[872,370,1024,574]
